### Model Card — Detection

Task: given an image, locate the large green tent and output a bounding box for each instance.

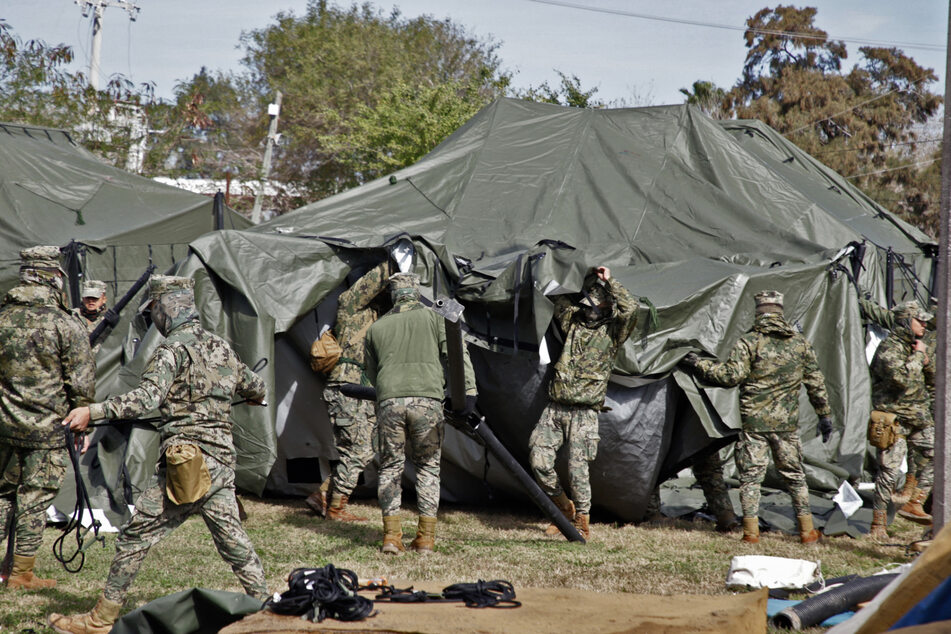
[114,98,934,522]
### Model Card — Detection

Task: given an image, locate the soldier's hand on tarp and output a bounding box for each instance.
[462,394,478,416]
[103,308,120,328]
[818,416,833,443]
[678,352,700,370]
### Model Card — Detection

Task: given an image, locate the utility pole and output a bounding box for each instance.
[75,0,140,90]
[252,91,283,224]
[933,0,951,534]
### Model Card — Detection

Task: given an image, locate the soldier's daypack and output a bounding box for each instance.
[310,330,342,375]
[867,410,901,450]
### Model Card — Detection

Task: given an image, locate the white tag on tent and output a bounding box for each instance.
[725,555,821,589]
[833,480,863,518]
[866,324,887,364]
[539,335,551,365]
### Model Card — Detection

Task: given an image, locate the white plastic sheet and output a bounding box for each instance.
[726,555,821,590]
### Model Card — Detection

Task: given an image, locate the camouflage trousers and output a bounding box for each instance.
[529,401,599,514]
[735,430,810,518]
[874,425,934,511]
[0,444,68,558]
[103,452,267,603]
[643,450,732,520]
[376,396,444,517]
[324,386,377,497]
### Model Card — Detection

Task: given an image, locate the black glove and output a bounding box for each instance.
[461,394,477,416]
[678,352,700,371]
[103,308,120,328]
[338,383,377,401]
[818,416,833,443]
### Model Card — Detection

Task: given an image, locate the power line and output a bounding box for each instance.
[526,0,946,52]
[846,158,939,179]
[814,137,943,157]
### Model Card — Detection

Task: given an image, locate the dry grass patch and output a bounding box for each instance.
[0,495,928,633]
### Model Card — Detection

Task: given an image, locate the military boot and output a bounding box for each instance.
[868,509,888,541]
[6,554,56,589]
[573,513,590,541]
[381,515,405,555]
[410,515,437,554]
[715,509,741,533]
[741,517,760,544]
[305,478,330,517]
[326,491,366,522]
[797,514,821,545]
[544,492,576,536]
[893,473,917,505]
[897,488,933,525]
[49,595,122,634]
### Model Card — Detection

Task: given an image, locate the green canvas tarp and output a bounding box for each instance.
[110,98,934,522]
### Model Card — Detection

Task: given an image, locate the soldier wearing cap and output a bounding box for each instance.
[681,290,832,545]
[529,265,639,541]
[0,246,95,590]
[51,275,269,633]
[305,260,391,522]
[867,300,935,539]
[363,272,477,555]
[73,280,109,354]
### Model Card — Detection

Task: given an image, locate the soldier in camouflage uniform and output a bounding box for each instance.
[306,261,390,522]
[50,276,268,634]
[364,273,477,555]
[529,266,639,541]
[72,280,108,355]
[681,291,832,545]
[866,300,934,540]
[0,246,95,590]
[643,450,739,532]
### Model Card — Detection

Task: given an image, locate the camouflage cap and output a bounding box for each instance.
[19,245,63,271]
[81,279,107,298]
[389,273,420,299]
[893,300,932,323]
[754,290,784,308]
[149,275,194,300]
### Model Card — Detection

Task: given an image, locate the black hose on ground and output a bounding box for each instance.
[772,573,899,630]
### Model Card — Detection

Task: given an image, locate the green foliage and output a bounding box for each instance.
[719,5,942,236]
[679,80,727,119]
[515,70,603,108]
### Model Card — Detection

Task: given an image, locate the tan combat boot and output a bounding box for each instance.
[573,513,590,541]
[304,478,330,517]
[410,515,437,554]
[544,492,576,536]
[868,509,888,541]
[897,488,933,525]
[6,554,56,589]
[49,595,122,634]
[893,473,917,505]
[381,515,405,555]
[797,514,821,545]
[741,517,760,544]
[326,492,367,522]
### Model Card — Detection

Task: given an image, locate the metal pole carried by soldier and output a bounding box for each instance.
[529,265,639,541]
[73,279,108,354]
[50,275,269,634]
[866,300,935,540]
[363,272,477,555]
[0,246,95,590]
[680,290,833,545]
[305,260,391,522]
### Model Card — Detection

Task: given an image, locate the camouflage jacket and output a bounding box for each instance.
[329,261,389,385]
[0,284,96,448]
[71,307,105,355]
[548,278,639,408]
[89,321,265,466]
[870,327,932,427]
[364,298,476,402]
[860,298,936,401]
[693,312,832,433]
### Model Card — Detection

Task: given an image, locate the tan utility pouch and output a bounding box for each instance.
[868,410,901,450]
[310,330,342,374]
[165,444,211,505]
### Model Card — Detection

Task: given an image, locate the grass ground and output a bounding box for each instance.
[0,496,929,633]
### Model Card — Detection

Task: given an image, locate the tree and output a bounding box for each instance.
[679,80,727,119]
[515,71,603,108]
[720,5,942,236]
[235,1,510,200]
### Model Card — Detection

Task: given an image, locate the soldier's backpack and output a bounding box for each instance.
[310,330,342,375]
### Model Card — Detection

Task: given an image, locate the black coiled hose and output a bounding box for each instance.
[772,573,899,630]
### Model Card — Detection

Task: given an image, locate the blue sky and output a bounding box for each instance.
[4,0,947,105]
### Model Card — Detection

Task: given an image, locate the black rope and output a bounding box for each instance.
[374,579,520,608]
[265,564,375,622]
[52,427,105,573]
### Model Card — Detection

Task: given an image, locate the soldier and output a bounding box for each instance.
[49,276,268,634]
[867,300,934,540]
[363,273,477,555]
[305,260,390,522]
[0,246,95,589]
[643,450,739,533]
[73,279,108,354]
[529,266,639,541]
[681,291,832,545]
